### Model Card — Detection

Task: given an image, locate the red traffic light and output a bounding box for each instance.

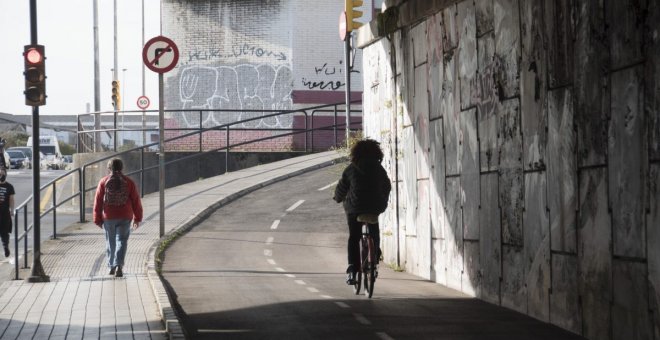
[23,45,46,106]
[25,48,43,65]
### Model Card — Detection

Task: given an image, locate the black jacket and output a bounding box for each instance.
[333,159,391,215]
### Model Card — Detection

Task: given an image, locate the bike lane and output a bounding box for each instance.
[161,163,585,340]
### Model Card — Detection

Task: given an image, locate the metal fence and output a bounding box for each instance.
[12,101,361,279]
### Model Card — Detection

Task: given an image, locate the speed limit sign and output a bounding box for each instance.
[137,96,150,110]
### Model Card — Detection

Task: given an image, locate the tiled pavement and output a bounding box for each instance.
[0,151,344,339]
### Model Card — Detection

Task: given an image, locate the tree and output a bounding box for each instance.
[2,132,30,148]
[59,141,76,155]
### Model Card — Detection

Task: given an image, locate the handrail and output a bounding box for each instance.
[12,101,361,280]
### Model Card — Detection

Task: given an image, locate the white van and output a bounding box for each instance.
[27,136,64,170]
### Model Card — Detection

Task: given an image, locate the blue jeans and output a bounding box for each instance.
[103,219,131,268]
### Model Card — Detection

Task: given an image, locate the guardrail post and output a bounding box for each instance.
[304,112,308,153]
[52,184,57,239]
[140,147,145,197]
[13,210,18,280]
[113,111,118,151]
[334,105,338,147]
[199,110,203,152]
[310,111,314,152]
[225,126,230,173]
[81,167,86,222]
[23,208,28,269]
[78,168,85,223]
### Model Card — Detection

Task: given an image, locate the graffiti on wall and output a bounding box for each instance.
[177,64,293,128]
[185,44,288,63]
[300,61,360,90]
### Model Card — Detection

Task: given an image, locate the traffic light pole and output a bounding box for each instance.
[27,0,49,283]
[344,33,351,146]
[28,106,49,282]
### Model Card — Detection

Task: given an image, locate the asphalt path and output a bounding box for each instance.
[161,163,585,340]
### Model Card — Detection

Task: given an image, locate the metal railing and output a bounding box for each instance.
[12,101,361,279]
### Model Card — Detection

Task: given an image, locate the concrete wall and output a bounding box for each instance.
[161,0,370,151]
[358,0,660,338]
[75,151,304,213]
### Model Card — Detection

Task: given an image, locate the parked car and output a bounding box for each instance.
[7,150,30,169]
[43,153,64,170]
[1,151,8,170]
[62,155,73,170]
[7,147,34,169]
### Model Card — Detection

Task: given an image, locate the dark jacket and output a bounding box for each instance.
[333,159,391,214]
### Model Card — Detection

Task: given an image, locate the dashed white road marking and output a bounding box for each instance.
[318,181,337,191]
[285,200,305,212]
[376,332,395,340]
[274,267,285,272]
[353,313,371,325]
[294,280,306,285]
[270,220,280,230]
[266,259,276,265]
[306,287,319,293]
[263,249,272,257]
[265,237,274,244]
[335,302,350,309]
[285,274,296,278]
[320,295,333,299]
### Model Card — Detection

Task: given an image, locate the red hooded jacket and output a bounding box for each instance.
[93,173,143,225]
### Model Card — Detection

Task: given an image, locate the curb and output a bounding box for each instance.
[145,154,345,339]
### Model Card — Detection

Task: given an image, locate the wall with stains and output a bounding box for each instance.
[359,0,660,338]
[160,0,369,151]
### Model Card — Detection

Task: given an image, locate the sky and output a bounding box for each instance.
[0,0,162,116]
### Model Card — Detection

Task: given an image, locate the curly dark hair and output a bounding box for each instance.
[350,138,384,163]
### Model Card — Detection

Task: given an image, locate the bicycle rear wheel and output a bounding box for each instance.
[352,271,362,295]
[365,266,376,298]
[363,238,376,298]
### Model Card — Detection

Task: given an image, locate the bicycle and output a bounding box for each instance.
[351,213,379,298]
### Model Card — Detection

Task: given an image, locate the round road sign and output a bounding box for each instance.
[339,11,348,41]
[142,36,179,73]
[137,96,150,110]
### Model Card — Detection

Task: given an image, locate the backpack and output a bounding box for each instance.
[104,172,128,206]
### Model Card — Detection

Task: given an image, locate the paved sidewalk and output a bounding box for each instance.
[0,151,344,340]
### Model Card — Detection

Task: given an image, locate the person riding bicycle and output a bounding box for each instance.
[333,138,391,285]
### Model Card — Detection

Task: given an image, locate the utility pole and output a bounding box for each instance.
[113,0,118,151]
[142,0,146,146]
[93,0,101,152]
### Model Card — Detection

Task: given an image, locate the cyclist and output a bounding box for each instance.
[333,138,391,285]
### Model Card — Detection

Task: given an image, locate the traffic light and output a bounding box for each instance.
[345,0,364,32]
[23,45,46,106]
[111,80,121,110]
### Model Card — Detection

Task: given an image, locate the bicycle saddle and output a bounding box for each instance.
[357,214,379,224]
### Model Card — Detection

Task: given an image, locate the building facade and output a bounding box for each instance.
[161,0,373,151]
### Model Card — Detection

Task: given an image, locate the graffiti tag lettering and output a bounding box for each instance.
[301,78,344,90]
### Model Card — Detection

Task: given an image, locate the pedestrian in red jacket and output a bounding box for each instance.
[93,158,143,277]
